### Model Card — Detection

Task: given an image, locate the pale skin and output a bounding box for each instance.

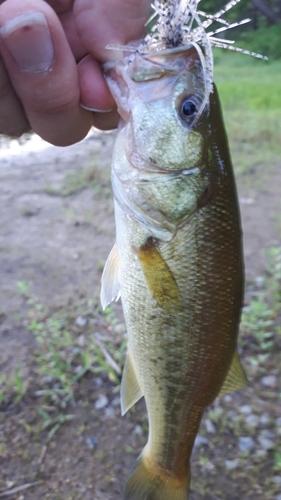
[0,0,151,145]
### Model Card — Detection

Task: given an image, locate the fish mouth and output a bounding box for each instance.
[128,148,202,177]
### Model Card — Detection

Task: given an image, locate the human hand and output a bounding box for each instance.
[0,0,151,145]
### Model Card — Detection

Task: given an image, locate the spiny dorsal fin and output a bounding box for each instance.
[218,351,248,397]
[132,237,181,313]
[100,243,120,310]
[121,348,143,416]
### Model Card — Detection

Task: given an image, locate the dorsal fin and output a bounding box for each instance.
[100,243,120,310]
[218,351,248,397]
[121,348,143,416]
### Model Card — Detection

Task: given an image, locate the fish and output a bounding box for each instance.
[100,1,265,499]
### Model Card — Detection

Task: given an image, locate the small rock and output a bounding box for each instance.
[205,419,216,434]
[223,395,232,403]
[273,476,281,486]
[257,436,274,450]
[194,435,209,447]
[260,414,270,425]
[104,406,115,418]
[275,495,281,500]
[205,461,214,471]
[5,481,15,489]
[260,429,275,439]
[255,276,264,288]
[94,377,103,387]
[228,410,238,419]
[41,375,54,384]
[225,459,239,470]
[73,253,80,260]
[261,375,277,388]
[276,417,281,426]
[94,394,108,410]
[75,316,87,327]
[86,436,98,450]
[133,425,143,436]
[240,405,252,414]
[255,449,267,458]
[245,414,259,427]
[238,436,255,452]
[111,396,120,407]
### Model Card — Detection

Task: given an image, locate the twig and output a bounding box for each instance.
[0,482,40,497]
[38,445,47,465]
[95,337,121,375]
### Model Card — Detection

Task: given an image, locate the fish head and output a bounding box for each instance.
[104,45,209,172]
[103,45,225,240]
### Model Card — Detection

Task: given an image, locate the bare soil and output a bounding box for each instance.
[0,131,280,500]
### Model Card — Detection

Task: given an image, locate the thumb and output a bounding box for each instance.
[74,0,151,62]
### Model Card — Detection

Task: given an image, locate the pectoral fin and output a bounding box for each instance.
[121,349,143,416]
[218,351,248,397]
[132,237,181,313]
[100,243,120,310]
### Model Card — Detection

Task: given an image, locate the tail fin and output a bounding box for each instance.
[123,454,190,500]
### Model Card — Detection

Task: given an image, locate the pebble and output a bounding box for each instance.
[223,395,232,403]
[238,436,255,452]
[257,436,274,450]
[275,417,281,427]
[133,425,143,436]
[205,419,216,434]
[94,394,108,410]
[261,375,277,388]
[194,435,209,447]
[86,436,98,450]
[94,377,103,388]
[273,476,281,486]
[260,414,270,425]
[111,396,120,407]
[240,405,252,414]
[255,449,267,458]
[104,406,115,418]
[275,495,281,500]
[255,276,264,288]
[205,461,214,471]
[225,459,239,470]
[261,429,275,439]
[75,316,87,327]
[245,414,259,427]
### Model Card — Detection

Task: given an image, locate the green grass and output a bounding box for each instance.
[214,53,281,175]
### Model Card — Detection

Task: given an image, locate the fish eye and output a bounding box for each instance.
[182,99,197,117]
[178,95,204,125]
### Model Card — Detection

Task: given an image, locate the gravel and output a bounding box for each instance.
[94,394,109,410]
[238,436,255,452]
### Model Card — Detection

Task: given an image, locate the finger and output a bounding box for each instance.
[0,0,93,145]
[0,57,30,136]
[78,54,116,111]
[74,0,151,62]
[92,109,119,131]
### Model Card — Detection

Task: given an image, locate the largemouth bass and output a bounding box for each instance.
[100,1,265,498]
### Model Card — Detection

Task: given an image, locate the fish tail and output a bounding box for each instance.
[123,453,190,500]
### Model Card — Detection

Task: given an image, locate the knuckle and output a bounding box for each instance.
[31,88,79,117]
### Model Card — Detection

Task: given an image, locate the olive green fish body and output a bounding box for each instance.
[102,47,246,500]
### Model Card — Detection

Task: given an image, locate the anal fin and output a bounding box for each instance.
[218,351,248,397]
[121,349,143,416]
[100,243,120,310]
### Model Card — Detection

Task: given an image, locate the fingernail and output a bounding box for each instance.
[80,103,115,113]
[0,12,54,73]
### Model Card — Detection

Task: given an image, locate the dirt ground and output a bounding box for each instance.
[0,130,280,500]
